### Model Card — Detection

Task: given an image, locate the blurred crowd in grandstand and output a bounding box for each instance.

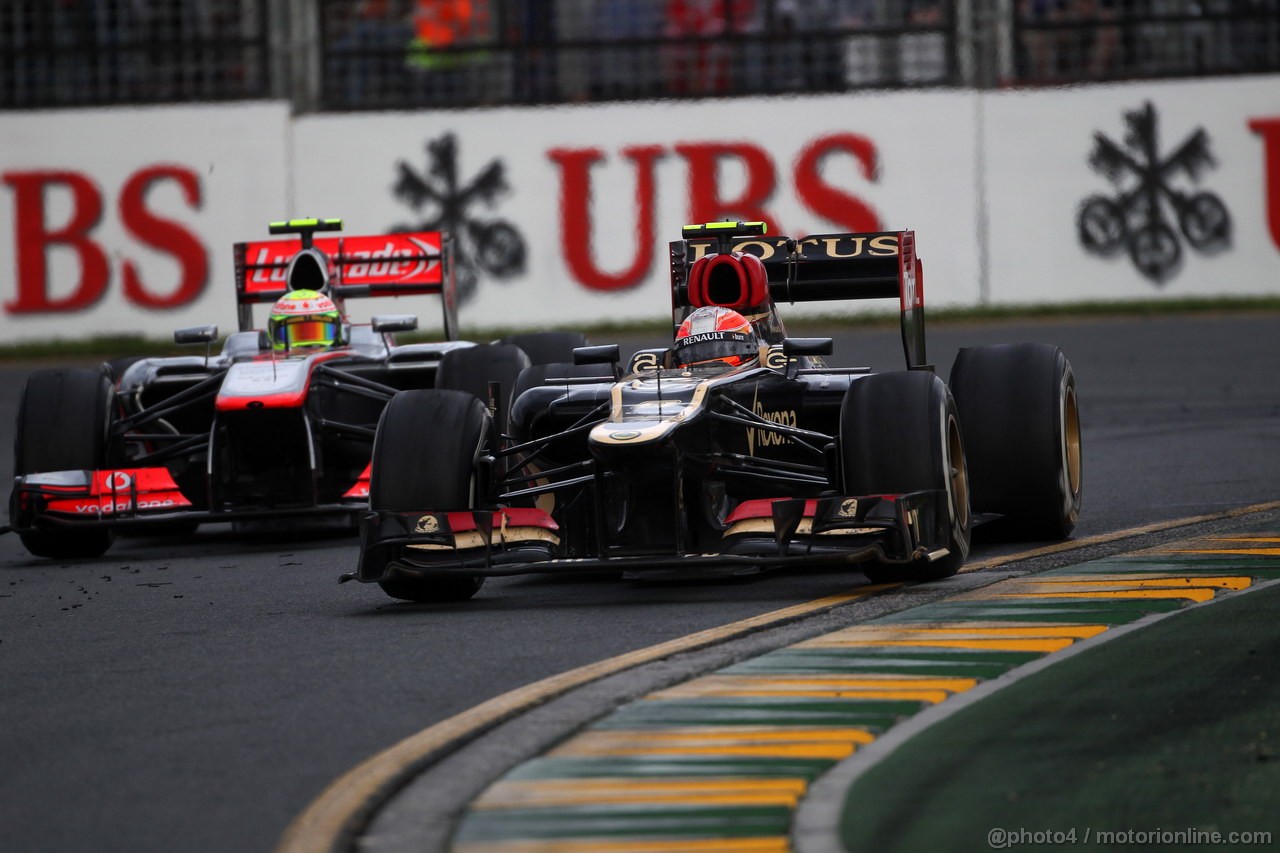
[1,0,1276,110]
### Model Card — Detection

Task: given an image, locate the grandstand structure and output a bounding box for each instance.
[1,1,1277,111]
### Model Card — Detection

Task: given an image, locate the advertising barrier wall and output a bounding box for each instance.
[1,102,290,343]
[1,78,1277,343]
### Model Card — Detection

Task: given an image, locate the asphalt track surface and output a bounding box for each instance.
[1,313,1278,853]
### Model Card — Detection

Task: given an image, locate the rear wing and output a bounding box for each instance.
[233,228,458,340]
[670,223,926,370]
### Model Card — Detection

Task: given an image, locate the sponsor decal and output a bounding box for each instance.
[414,515,441,534]
[243,235,441,287]
[41,467,192,515]
[838,498,859,518]
[73,498,177,514]
[105,471,132,490]
[746,398,797,455]
[1077,101,1231,283]
[680,331,733,345]
[687,233,899,263]
[609,430,642,441]
[343,464,372,500]
[629,351,662,372]
[763,345,787,370]
[389,132,526,304]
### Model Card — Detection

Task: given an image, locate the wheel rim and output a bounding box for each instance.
[947,413,969,530]
[1064,384,1082,499]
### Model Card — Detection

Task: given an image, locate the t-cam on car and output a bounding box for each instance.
[350,221,1082,602]
[8,218,578,559]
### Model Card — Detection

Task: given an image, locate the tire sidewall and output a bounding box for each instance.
[840,371,970,577]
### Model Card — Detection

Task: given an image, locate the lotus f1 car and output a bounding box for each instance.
[350,221,1083,602]
[8,218,581,558]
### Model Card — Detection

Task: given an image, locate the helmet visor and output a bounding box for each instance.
[674,331,756,367]
[275,317,339,349]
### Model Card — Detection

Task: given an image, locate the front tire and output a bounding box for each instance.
[950,343,1082,540]
[840,371,970,582]
[369,390,491,602]
[14,368,116,558]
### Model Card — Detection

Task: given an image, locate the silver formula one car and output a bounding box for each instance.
[8,218,581,558]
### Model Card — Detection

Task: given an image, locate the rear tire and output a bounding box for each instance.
[14,368,116,558]
[510,361,614,413]
[370,390,491,602]
[950,343,1082,540]
[500,331,588,366]
[434,343,531,435]
[840,371,970,582]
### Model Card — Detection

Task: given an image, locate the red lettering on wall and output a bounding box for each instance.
[675,142,779,232]
[3,171,110,313]
[1248,117,1280,251]
[118,165,208,308]
[794,133,883,233]
[549,136,888,292]
[549,145,664,291]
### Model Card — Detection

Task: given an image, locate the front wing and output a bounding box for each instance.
[9,466,370,533]
[348,491,955,584]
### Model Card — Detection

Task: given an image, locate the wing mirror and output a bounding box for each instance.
[372,314,418,334]
[782,337,833,357]
[573,344,620,366]
[573,344,621,380]
[174,325,218,345]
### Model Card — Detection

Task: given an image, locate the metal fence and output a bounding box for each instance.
[1,1,1277,111]
[0,1,273,108]
[316,0,956,110]
[1012,1,1280,85]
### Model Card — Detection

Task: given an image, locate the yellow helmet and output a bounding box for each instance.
[267,290,342,351]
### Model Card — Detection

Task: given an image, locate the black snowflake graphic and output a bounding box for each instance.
[391,132,527,304]
[1077,101,1231,284]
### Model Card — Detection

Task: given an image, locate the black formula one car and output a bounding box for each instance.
[350,221,1083,602]
[7,218,581,559]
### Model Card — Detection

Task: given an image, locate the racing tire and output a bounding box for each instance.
[104,356,144,385]
[434,343,531,435]
[14,368,116,558]
[840,370,970,583]
[500,332,589,366]
[511,361,614,414]
[950,343,1082,540]
[370,389,491,602]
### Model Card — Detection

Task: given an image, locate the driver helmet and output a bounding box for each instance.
[673,306,759,368]
[268,289,343,351]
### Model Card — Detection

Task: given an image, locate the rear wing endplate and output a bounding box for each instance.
[670,228,926,370]
[233,230,458,340]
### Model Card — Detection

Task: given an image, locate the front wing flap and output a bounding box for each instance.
[9,466,370,532]
[349,490,953,584]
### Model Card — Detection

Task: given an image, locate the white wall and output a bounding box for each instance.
[0,102,290,342]
[984,75,1279,304]
[1,78,1276,344]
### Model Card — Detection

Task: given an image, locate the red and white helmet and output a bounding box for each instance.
[673,306,759,368]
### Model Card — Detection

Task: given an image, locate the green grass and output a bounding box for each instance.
[5,296,1278,363]
[839,581,1280,852]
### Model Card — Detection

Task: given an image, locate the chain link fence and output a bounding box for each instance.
[1,1,1276,111]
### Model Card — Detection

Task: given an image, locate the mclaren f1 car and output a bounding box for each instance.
[8,218,581,558]
[350,221,1083,602]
